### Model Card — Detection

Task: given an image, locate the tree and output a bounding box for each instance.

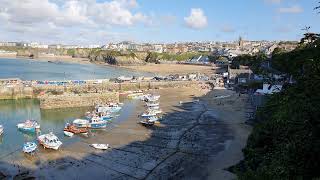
[315,2,320,13]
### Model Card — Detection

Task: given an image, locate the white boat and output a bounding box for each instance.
[117,76,133,81]
[96,103,122,113]
[141,111,157,118]
[17,120,40,133]
[145,95,160,102]
[139,120,155,126]
[89,116,107,129]
[23,142,37,153]
[73,119,89,128]
[147,116,159,122]
[63,131,74,137]
[38,132,62,150]
[148,106,160,110]
[0,125,3,135]
[147,109,162,114]
[146,102,160,107]
[90,144,109,150]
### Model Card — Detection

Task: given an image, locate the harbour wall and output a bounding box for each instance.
[39,92,119,109]
[0,85,34,100]
[0,80,200,109]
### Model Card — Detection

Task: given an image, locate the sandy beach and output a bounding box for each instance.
[122,63,214,76]
[0,86,251,179]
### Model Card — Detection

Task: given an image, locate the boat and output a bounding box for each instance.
[147,109,162,114]
[23,142,38,153]
[90,144,109,150]
[100,114,113,121]
[0,125,3,135]
[73,119,89,128]
[17,120,40,133]
[148,105,160,110]
[141,111,157,118]
[89,116,107,129]
[139,120,155,126]
[37,132,62,150]
[63,131,74,137]
[146,102,160,107]
[147,116,159,122]
[127,92,144,99]
[64,123,88,134]
[96,103,122,113]
[117,76,133,82]
[144,95,160,102]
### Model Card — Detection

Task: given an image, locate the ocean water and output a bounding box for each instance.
[0,58,151,81]
[0,99,139,159]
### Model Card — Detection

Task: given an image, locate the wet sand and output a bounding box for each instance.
[0,87,251,179]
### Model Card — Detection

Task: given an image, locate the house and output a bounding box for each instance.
[255,84,283,95]
[228,67,253,85]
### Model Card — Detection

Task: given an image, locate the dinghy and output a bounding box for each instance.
[146,102,160,107]
[139,120,155,126]
[0,125,3,135]
[38,132,62,150]
[23,142,37,153]
[90,144,109,150]
[141,111,157,118]
[63,131,74,137]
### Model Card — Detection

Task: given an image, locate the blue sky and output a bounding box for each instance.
[0,0,319,44]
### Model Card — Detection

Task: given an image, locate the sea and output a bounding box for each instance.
[0,58,144,159]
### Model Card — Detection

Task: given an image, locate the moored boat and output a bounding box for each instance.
[139,120,155,126]
[63,131,74,137]
[90,144,109,150]
[37,132,62,150]
[89,116,107,129]
[64,123,88,134]
[23,142,38,153]
[0,125,3,135]
[17,120,40,133]
[141,111,157,118]
[73,119,89,128]
[146,102,160,107]
[96,103,122,113]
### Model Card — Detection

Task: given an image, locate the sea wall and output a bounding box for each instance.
[39,92,119,109]
[32,81,199,94]
[0,86,33,100]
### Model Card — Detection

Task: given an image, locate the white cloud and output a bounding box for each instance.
[184,8,208,29]
[278,5,303,13]
[0,0,150,44]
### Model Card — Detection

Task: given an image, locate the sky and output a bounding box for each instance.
[0,0,319,45]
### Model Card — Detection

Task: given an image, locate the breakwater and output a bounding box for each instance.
[39,92,119,109]
[0,80,200,109]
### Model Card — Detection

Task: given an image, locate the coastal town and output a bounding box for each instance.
[0,0,319,180]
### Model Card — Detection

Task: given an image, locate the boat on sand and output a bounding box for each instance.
[90,144,109,150]
[23,142,38,153]
[38,132,62,150]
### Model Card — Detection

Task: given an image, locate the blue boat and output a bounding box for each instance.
[23,142,38,153]
[17,120,40,133]
[89,117,107,129]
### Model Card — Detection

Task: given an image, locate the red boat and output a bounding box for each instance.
[64,123,88,134]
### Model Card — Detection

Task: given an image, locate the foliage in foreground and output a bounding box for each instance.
[234,39,320,179]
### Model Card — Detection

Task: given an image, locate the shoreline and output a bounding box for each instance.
[0,87,251,179]
[0,56,215,76]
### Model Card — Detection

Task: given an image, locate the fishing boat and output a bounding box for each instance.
[96,103,122,113]
[37,132,62,150]
[89,116,107,129]
[147,116,159,122]
[141,111,157,118]
[139,120,155,126]
[23,142,38,153]
[0,125,3,135]
[146,102,160,107]
[73,119,89,128]
[147,109,162,114]
[63,131,74,137]
[64,123,88,134]
[145,95,160,102]
[90,144,109,150]
[17,120,40,133]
